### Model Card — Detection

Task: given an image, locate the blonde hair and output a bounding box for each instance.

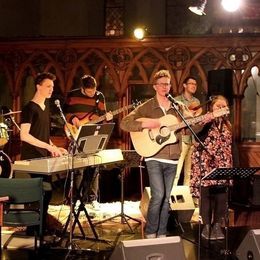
[209,95,232,131]
[209,95,229,111]
[153,70,171,83]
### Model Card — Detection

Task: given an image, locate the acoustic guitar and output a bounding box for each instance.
[130,107,230,157]
[65,101,141,139]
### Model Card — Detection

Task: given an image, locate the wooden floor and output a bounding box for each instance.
[0,225,256,259]
[1,179,260,260]
[1,204,260,259]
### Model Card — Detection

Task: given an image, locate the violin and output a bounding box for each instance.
[188,98,214,117]
[188,101,203,116]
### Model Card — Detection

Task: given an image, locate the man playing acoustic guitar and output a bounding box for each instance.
[64,74,113,209]
[120,70,212,239]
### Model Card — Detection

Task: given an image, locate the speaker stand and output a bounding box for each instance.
[173,212,185,234]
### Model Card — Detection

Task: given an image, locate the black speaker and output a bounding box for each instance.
[110,236,186,260]
[208,69,233,104]
[250,175,260,206]
[140,186,195,223]
[232,175,260,207]
[236,229,260,260]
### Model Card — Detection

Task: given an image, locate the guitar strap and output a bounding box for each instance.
[91,92,102,117]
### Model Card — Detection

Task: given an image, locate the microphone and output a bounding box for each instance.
[54,99,78,142]
[55,99,61,109]
[55,99,67,124]
[165,93,179,104]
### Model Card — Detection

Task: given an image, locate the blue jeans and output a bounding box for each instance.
[145,160,177,236]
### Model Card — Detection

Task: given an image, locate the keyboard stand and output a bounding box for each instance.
[61,170,110,246]
[62,197,99,240]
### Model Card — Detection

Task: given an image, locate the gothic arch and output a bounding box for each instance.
[120,48,176,95]
[66,49,120,94]
[240,52,260,95]
[15,51,64,94]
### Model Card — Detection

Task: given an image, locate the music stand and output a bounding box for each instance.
[202,167,260,256]
[94,150,142,233]
[62,123,115,242]
[76,123,115,155]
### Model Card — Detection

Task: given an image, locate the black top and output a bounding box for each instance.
[20,101,50,159]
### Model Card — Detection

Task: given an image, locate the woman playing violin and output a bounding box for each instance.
[189,95,232,240]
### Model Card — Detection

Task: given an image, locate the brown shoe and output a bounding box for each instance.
[46,213,63,234]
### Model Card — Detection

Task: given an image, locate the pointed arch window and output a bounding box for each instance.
[241,66,260,141]
[105,0,124,37]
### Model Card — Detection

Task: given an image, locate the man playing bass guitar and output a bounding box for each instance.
[64,74,113,209]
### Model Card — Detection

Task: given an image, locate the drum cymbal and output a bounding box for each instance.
[2,111,21,116]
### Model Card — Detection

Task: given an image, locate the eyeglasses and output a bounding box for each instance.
[186,82,197,86]
[155,83,171,87]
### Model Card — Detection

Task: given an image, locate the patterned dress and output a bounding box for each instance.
[190,121,233,198]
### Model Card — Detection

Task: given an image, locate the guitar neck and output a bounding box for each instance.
[172,114,208,131]
[89,104,134,124]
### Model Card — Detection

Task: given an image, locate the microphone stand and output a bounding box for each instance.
[55,102,108,254]
[3,110,20,163]
[9,115,21,131]
[168,98,209,260]
[55,101,79,250]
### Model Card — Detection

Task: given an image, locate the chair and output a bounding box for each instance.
[0,178,44,250]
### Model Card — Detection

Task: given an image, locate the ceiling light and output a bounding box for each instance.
[189,0,207,16]
[133,27,146,40]
[221,0,241,12]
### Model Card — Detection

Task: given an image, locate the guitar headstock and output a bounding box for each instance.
[212,107,230,118]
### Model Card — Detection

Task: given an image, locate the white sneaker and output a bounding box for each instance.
[145,233,156,239]
[91,200,100,211]
[157,234,167,238]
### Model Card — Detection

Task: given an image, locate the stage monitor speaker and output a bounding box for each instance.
[140,186,195,222]
[170,185,195,222]
[110,236,186,260]
[236,229,260,260]
[208,69,233,105]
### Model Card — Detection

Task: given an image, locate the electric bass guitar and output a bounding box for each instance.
[130,107,230,157]
[65,100,141,139]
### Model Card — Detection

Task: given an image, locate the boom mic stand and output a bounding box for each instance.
[166,94,209,260]
[8,111,21,131]
[3,109,21,162]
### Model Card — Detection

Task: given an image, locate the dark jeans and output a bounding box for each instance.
[70,167,99,203]
[81,167,99,202]
[145,160,176,236]
[200,185,227,225]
